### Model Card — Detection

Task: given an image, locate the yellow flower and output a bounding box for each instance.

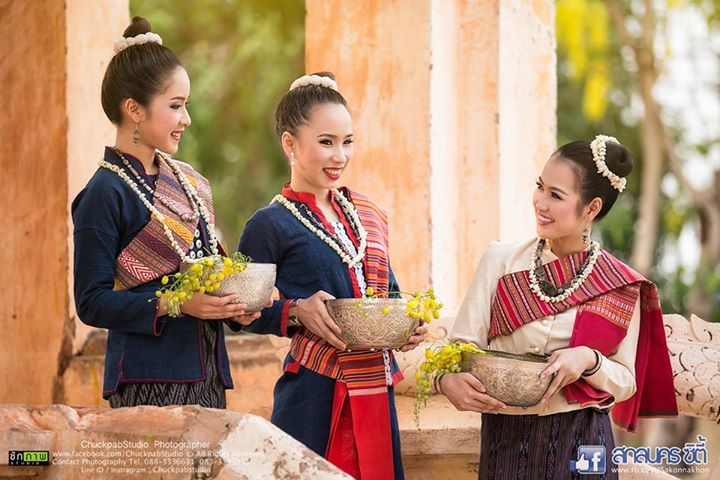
[382,306,390,315]
[155,291,162,298]
[161,276,169,285]
[203,258,213,266]
[366,287,374,297]
[424,350,434,360]
[223,257,233,267]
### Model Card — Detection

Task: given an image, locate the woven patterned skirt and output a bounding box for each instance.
[108,321,226,408]
[479,408,617,480]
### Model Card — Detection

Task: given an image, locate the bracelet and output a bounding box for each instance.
[582,349,602,377]
[434,373,447,395]
[287,299,304,328]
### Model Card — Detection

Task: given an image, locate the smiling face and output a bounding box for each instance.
[533,156,600,241]
[284,102,353,193]
[134,67,191,155]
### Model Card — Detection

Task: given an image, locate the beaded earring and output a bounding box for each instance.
[582,227,590,246]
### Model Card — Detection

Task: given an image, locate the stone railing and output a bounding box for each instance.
[664,314,720,422]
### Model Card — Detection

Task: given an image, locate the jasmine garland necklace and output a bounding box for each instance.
[98,152,219,262]
[272,189,367,267]
[528,238,601,303]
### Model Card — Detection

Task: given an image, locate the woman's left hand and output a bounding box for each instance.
[398,324,429,352]
[231,311,261,326]
[539,346,598,403]
[230,298,272,326]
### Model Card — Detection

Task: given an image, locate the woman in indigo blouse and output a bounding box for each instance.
[238,72,426,479]
[72,17,256,408]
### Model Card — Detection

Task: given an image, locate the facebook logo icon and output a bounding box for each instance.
[571,446,606,474]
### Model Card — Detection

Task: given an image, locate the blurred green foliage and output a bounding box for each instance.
[131,0,305,249]
[557,2,719,320]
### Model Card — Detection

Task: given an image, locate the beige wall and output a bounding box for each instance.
[66,0,128,355]
[306,0,434,295]
[0,0,127,404]
[0,0,68,404]
[306,0,556,313]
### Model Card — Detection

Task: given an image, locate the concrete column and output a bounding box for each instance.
[0,0,127,404]
[306,0,556,313]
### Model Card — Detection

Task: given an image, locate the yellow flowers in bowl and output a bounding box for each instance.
[324,288,443,350]
[155,253,251,317]
[414,342,485,426]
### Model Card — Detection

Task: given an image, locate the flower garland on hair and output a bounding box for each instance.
[289,74,338,91]
[272,189,367,267]
[114,32,163,54]
[590,134,626,192]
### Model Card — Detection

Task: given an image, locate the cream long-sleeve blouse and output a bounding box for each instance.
[451,238,640,416]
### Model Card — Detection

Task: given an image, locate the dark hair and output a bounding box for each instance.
[556,139,634,221]
[275,71,348,137]
[101,17,183,125]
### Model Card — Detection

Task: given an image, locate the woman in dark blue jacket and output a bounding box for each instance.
[72,17,256,408]
[238,72,427,479]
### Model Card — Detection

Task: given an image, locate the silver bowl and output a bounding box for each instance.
[325,298,420,350]
[181,261,276,313]
[461,350,550,407]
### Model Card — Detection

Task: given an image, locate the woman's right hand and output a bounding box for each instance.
[439,372,507,413]
[294,290,347,350]
[177,293,250,320]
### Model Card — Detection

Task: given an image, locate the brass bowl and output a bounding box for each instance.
[325,298,420,350]
[181,261,276,313]
[461,350,550,407]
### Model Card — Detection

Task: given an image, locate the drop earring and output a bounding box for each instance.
[289,151,295,166]
[582,227,590,246]
[132,123,141,146]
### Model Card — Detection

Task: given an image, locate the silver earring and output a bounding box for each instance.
[289,151,295,166]
[582,227,590,246]
[132,123,140,146]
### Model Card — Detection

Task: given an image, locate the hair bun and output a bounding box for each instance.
[605,141,634,178]
[123,16,152,38]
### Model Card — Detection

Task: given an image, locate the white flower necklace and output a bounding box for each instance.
[527,238,601,303]
[272,189,367,267]
[98,152,219,262]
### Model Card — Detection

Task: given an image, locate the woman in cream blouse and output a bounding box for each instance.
[439,136,677,479]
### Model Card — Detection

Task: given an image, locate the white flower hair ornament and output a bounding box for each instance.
[113,32,163,54]
[289,74,338,92]
[590,134,627,192]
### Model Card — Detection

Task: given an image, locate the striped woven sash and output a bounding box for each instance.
[280,187,400,478]
[114,156,214,291]
[489,250,639,339]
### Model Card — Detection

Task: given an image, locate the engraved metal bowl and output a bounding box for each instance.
[325,298,420,350]
[181,262,276,313]
[461,350,551,407]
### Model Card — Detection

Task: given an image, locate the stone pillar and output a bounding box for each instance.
[306,2,556,475]
[0,0,127,404]
[305,0,556,313]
